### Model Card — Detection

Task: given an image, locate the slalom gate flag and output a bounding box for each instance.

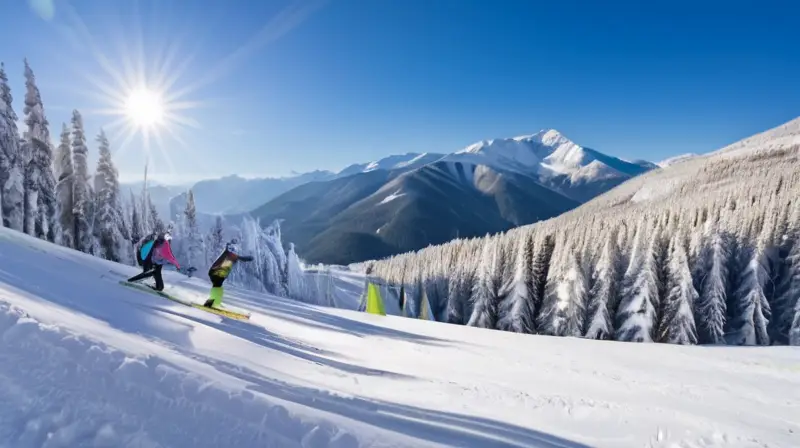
[365,282,386,315]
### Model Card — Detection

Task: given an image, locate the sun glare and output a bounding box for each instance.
[125,88,164,128]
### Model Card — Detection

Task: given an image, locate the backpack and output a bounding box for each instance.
[137,234,156,266]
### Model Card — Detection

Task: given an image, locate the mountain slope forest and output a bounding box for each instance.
[368,118,800,346]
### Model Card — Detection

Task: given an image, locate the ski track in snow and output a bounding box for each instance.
[1,228,800,447]
[0,302,364,448]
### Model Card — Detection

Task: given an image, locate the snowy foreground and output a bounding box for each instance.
[0,229,798,448]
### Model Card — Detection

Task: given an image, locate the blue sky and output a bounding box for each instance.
[1,0,798,184]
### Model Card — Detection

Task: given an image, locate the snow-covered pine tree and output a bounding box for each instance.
[147,198,165,234]
[181,189,203,271]
[467,236,504,329]
[497,232,536,333]
[22,59,57,241]
[779,224,800,345]
[0,62,24,231]
[657,235,699,344]
[92,130,125,262]
[285,243,307,300]
[54,123,74,247]
[445,243,477,324]
[585,230,620,340]
[129,190,143,245]
[694,229,732,344]
[206,215,225,267]
[70,110,93,253]
[765,200,799,344]
[538,246,588,337]
[263,219,289,296]
[529,234,555,332]
[727,233,772,346]
[615,220,663,342]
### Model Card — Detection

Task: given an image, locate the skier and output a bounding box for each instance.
[127,232,181,291]
[204,238,253,308]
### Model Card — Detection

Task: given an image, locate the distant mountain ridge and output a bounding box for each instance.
[252,129,657,264]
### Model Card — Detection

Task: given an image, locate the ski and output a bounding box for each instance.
[118,280,251,321]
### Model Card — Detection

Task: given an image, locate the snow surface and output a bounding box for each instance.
[378,190,405,205]
[1,228,799,447]
[657,153,699,168]
[337,153,445,178]
[714,116,800,158]
[441,129,648,184]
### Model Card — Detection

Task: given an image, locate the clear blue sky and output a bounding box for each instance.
[1,0,798,184]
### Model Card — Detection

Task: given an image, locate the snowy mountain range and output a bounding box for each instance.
[252,129,657,264]
[120,152,446,218]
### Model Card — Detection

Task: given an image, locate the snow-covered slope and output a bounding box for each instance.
[714,116,800,158]
[2,228,798,447]
[606,115,800,207]
[657,153,699,168]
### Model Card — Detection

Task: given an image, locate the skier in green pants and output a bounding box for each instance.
[204,239,253,308]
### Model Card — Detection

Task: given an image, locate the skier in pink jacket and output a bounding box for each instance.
[127,232,181,291]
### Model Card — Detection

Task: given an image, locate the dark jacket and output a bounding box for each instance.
[209,248,253,279]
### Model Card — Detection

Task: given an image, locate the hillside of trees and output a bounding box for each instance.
[0,59,308,301]
[369,144,800,346]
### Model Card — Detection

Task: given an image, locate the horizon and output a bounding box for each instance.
[1,0,799,185]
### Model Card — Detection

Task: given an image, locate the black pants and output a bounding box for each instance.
[128,263,164,291]
[210,275,225,288]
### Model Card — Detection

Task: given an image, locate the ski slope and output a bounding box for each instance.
[1,228,798,448]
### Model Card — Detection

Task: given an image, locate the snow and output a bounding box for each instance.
[378,189,405,205]
[629,175,686,203]
[338,153,445,178]
[1,228,799,447]
[713,116,800,158]
[657,153,699,168]
[441,129,650,184]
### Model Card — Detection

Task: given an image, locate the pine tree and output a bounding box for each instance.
[767,214,800,344]
[285,243,307,300]
[182,189,203,270]
[71,110,92,253]
[585,231,620,340]
[727,238,772,346]
[497,233,536,333]
[657,237,699,344]
[206,215,225,266]
[467,237,503,329]
[93,130,125,261]
[129,190,142,245]
[0,62,25,231]
[782,238,800,345]
[148,198,165,234]
[539,248,588,337]
[616,222,663,342]
[530,234,555,331]
[695,230,731,344]
[445,247,476,324]
[22,59,57,241]
[54,123,74,247]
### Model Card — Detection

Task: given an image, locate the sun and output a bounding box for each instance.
[125,88,164,128]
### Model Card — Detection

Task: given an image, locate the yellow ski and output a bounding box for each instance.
[119,281,250,321]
